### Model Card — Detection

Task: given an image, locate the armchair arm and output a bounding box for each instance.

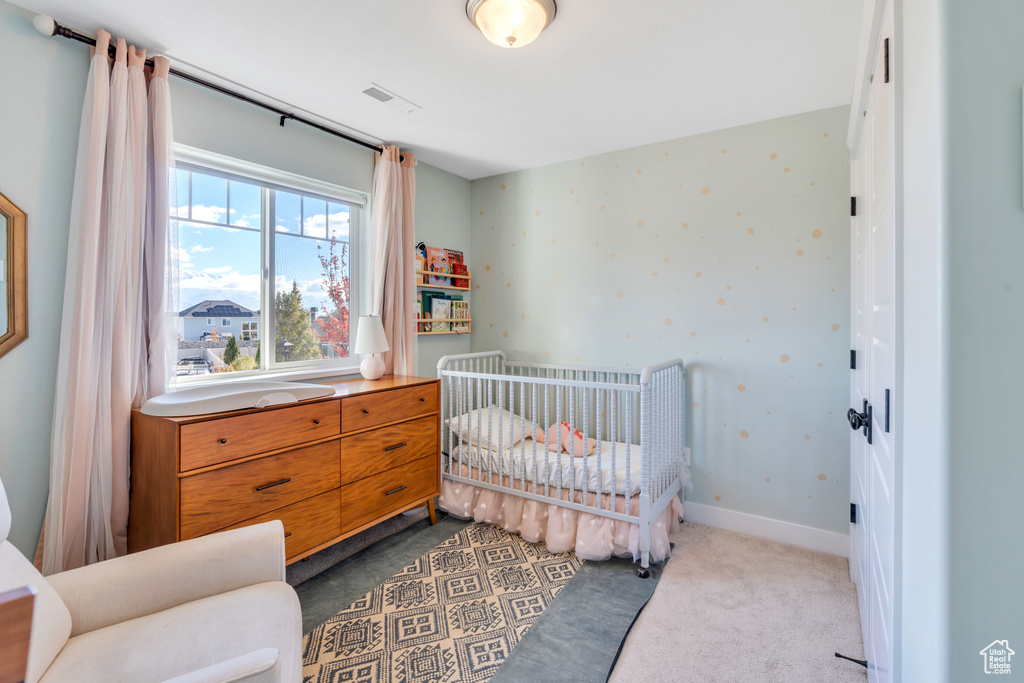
[48,521,286,637]
[161,648,279,683]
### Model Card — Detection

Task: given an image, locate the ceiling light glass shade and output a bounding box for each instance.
[467,0,557,49]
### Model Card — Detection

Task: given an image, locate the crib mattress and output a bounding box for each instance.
[448,437,647,496]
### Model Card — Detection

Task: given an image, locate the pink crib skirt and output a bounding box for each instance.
[438,463,682,563]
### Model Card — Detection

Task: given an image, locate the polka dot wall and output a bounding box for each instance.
[468,106,852,534]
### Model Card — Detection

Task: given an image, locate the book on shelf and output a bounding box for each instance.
[431,298,451,333]
[416,255,428,284]
[425,246,448,286]
[416,291,424,332]
[420,290,444,332]
[446,249,469,288]
[451,297,470,332]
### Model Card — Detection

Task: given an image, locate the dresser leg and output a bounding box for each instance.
[427,499,437,525]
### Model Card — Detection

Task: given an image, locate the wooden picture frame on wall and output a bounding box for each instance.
[0,190,28,359]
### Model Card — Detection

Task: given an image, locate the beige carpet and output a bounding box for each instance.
[611,523,867,683]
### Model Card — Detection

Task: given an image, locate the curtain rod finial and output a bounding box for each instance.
[33,14,56,36]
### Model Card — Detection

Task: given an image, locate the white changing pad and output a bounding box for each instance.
[141,381,336,417]
[450,438,646,496]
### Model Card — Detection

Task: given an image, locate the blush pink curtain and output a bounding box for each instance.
[42,32,176,574]
[368,147,417,376]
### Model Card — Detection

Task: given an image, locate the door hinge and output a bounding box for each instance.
[884,37,890,83]
[850,349,857,370]
[885,389,890,433]
[850,503,858,524]
[851,196,857,217]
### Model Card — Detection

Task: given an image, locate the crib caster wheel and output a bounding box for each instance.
[637,568,650,579]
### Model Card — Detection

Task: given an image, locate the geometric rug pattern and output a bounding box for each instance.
[302,523,583,683]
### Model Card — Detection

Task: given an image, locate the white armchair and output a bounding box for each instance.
[0,477,302,683]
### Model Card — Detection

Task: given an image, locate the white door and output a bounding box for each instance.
[850,3,895,682]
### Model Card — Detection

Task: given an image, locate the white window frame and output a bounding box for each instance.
[173,144,369,386]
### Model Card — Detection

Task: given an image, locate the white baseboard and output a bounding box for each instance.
[682,501,849,557]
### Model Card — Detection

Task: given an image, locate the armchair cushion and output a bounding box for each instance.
[161,648,279,683]
[37,582,300,683]
[47,521,286,637]
[0,543,71,683]
[0,477,71,683]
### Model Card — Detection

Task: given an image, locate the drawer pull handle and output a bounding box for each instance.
[313,419,320,425]
[363,409,370,414]
[385,443,407,451]
[385,485,408,496]
[256,478,292,491]
[284,532,292,538]
[219,438,227,444]
[419,397,426,402]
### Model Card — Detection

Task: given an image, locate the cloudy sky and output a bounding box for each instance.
[173,168,350,315]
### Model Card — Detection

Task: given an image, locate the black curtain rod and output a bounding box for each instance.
[45,18,386,155]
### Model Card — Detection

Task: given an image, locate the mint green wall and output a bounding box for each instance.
[170,80,374,194]
[945,1,1024,678]
[0,1,86,557]
[415,163,472,378]
[0,0,470,557]
[470,107,852,534]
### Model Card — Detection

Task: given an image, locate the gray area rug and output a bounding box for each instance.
[296,513,665,681]
[287,507,430,587]
[490,552,663,683]
[295,514,472,634]
[301,522,584,682]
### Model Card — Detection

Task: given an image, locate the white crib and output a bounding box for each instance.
[436,351,690,576]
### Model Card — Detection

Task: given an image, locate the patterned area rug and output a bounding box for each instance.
[302,523,583,683]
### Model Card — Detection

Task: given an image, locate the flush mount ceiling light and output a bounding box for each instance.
[466,0,557,49]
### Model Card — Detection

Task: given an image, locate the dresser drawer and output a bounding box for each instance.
[180,400,341,471]
[340,415,437,485]
[221,488,341,560]
[341,384,437,433]
[341,456,438,533]
[180,440,341,539]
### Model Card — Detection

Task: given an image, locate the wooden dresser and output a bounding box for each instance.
[128,375,440,563]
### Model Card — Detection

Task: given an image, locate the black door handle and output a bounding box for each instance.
[385,443,407,451]
[847,399,872,444]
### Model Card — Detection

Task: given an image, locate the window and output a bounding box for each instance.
[172,146,365,380]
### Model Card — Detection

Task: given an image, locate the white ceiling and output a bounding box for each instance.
[12,0,863,180]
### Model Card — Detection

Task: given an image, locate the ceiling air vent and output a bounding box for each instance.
[360,83,421,115]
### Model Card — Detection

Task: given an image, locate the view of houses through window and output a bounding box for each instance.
[173,158,358,378]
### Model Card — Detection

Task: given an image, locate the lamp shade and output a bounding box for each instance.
[467,0,556,49]
[353,315,389,355]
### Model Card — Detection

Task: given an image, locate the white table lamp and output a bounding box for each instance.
[354,315,389,380]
